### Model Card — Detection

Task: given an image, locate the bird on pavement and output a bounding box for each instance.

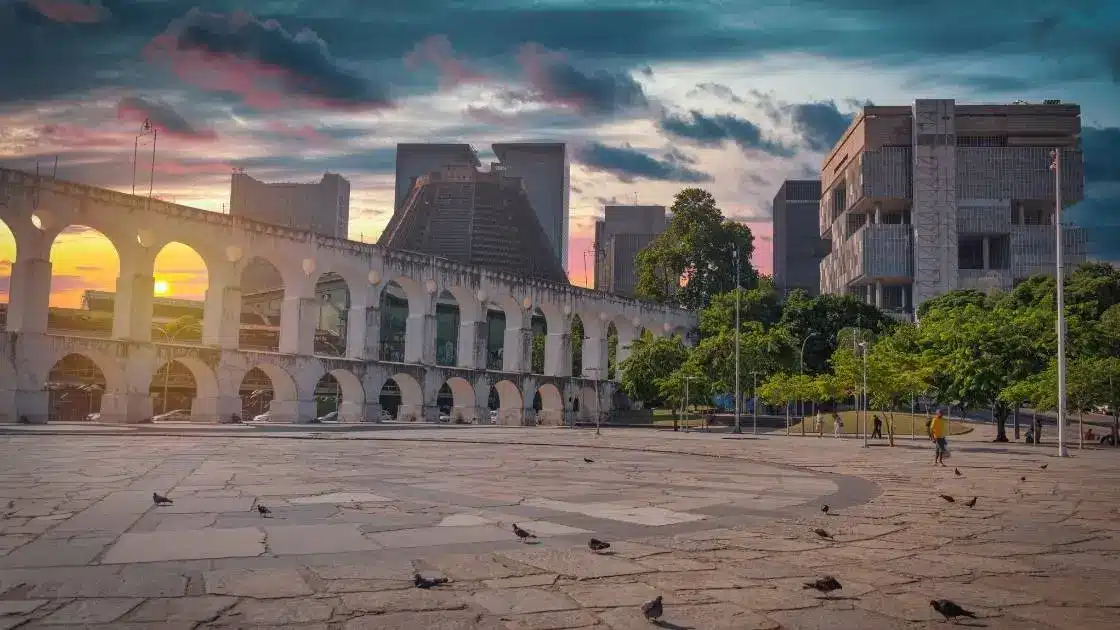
[813,528,832,539]
[939,494,955,503]
[414,573,449,589]
[152,492,173,506]
[584,457,595,463]
[1020,476,1027,481]
[640,595,663,621]
[588,538,611,552]
[512,524,536,541]
[964,496,977,508]
[803,576,842,596]
[954,468,961,476]
[1040,464,1048,470]
[256,504,272,517]
[930,599,977,622]
[821,504,829,514]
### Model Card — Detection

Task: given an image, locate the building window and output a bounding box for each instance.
[956,136,1008,147]
[988,235,1010,270]
[881,285,905,311]
[958,236,984,270]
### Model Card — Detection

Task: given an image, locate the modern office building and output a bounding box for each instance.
[230,171,351,291]
[389,142,569,271]
[492,143,570,269]
[818,99,1087,317]
[230,171,350,238]
[772,180,828,297]
[593,204,667,297]
[378,163,568,283]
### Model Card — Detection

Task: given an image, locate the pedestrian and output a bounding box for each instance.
[930,409,949,466]
[815,411,823,437]
[833,412,843,438]
[871,415,883,439]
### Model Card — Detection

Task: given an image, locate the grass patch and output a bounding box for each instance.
[789,411,972,437]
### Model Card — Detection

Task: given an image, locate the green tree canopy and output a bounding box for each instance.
[618,332,689,406]
[634,188,756,310]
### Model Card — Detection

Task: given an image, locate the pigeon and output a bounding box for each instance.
[803,576,843,596]
[964,496,977,508]
[1040,464,1048,470]
[584,457,595,463]
[640,595,663,621]
[821,504,829,514]
[813,528,832,539]
[939,494,955,503]
[152,492,173,506]
[954,468,961,476]
[512,523,536,541]
[930,599,977,622]
[414,573,449,589]
[1020,476,1026,482]
[588,538,611,552]
[256,504,271,517]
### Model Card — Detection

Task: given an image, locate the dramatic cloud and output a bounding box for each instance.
[753,93,857,152]
[512,43,649,115]
[575,142,711,183]
[25,0,107,23]
[144,9,393,111]
[688,83,744,104]
[116,97,217,141]
[1070,125,1120,262]
[658,110,792,157]
[405,35,487,88]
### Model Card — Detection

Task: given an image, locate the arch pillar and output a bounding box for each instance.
[615,322,640,378]
[279,292,319,356]
[2,198,51,334]
[502,306,532,374]
[190,394,243,423]
[406,291,437,365]
[202,268,241,349]
[112,250,154,342]
[544,317,573,377]
[347,302,380,360]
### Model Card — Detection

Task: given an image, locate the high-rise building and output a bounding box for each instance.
[392,143,481,211]
[491,143,570,269]
[818,99,1087,317]
[772,180,828,297]
[230,171,350,238]
[593,204,667,297]
[229,171,350,291]
[378,163,568,283]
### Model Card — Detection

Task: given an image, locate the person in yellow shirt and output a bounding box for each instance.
[929,409,949,466]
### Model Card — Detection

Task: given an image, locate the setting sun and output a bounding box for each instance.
[153,279,170,295]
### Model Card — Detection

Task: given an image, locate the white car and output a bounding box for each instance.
[152,409,191,422]
[252,411,271,422]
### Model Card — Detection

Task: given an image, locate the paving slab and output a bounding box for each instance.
[100,526,265,563]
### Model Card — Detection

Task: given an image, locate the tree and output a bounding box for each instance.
[618,333,689,406]
[697,280,782,338]
[687,322,792,396]
[760,372,817,434]
[634,188,757,310]
[659,364,708,414]
[531,335,545,375]
[777,291,894,375]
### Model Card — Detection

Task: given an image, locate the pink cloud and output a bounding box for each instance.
[154,160,233,176]
[27,0,106,24]
[264,121,327,143]
[116,97,218,142]
[37,123,129,150]
[405,35,487,88]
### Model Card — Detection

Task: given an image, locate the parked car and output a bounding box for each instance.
[84,412,101,422]
[312,411,338,423]
[152,409,191,422]
[252,411,271,422]
[378,409,393,422]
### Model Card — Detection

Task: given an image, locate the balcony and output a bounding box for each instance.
[821,224,913,292]
[957,269,1012,293]
[1010,225,1088,279]
[956,148,1083,203]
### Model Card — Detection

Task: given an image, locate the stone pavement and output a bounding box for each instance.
[0,425,1118,629]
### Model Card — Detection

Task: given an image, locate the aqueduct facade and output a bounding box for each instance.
[0,168,695,425]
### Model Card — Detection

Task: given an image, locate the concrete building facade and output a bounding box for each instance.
[772,180,827,297]
[818,99,1088,317]
[0,167,693,426]
[230,171,350,239]
[593,205,667,298]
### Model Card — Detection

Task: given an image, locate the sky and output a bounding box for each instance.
[0,0,1118,308]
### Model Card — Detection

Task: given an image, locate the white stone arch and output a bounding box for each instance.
[534,382,564,426]
[40,350,128,394]
[33,204,134,268]
[443,285,482,323]
[309,261,369,305]
[495,294,527,329]
[442,376,477,423]
[377,372,424,422]
[225,362,300,422]
[144,237,220,284]
[308,367,365,423]
[0,214,17,261]
[377,275,428,317]
[147,355,221,404]
[233,252,302,295]
[491,378,524,426]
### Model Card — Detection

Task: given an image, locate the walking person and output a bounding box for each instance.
[832,412,843,438]
[930,409,949,466]
[815,411,824,437]
[871,415,883,439]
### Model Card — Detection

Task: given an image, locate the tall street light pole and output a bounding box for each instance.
[859,341,869,448]
[752,370,759,435]
[799,332,818,418]
[682,375,698,429]
[733,246,742,434]
[152,322,201,414]
[1050,149,1069,458]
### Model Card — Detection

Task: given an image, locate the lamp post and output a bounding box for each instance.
[132,118,157,207]
[858,341,869,447]
[152,322,201,414]
[751,370,759,435]
[681,375,698,430]
[1049,149,1069,458]
[732,246,742,434]
[798,332,818,418]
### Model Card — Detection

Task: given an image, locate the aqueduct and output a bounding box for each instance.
[0,168,695,425]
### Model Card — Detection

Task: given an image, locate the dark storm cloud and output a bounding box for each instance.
[1072,125,1120,262]
[116,96,217,140]
[657,110,792,156]
[754,93,857,152]
[510,43,649,115]
[574,142,712,183]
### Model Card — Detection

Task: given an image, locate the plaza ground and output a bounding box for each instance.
[0,424,1117,629]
